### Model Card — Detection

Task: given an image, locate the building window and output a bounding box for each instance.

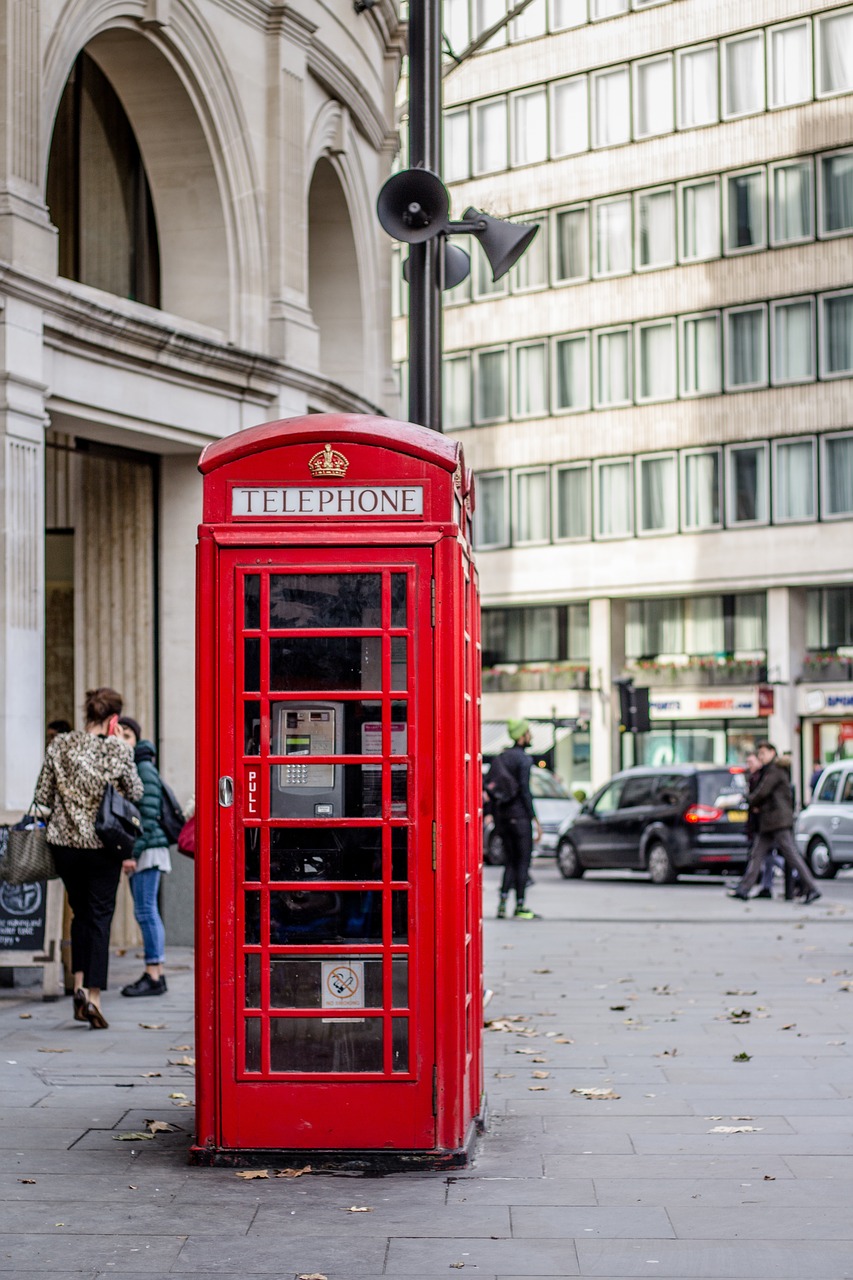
[725,169,766,253]
[677,45,719,129]
[817,7,853,96]
[511,0,547,40]
[684,596,725,656]
[636,320,676,402]
[679,178,720,261]
[474,472,510,548]
[475,247,508,299]
[807,586,853,649]
[819,150,853,235]
[680,311,721,397]
[554,463,591,540]
[551,76,589,156]
[475,0,508,50]
[475,348,509,422]
[819,290,853,377]
[482,606,560,665]
[626,598,683,659]
[724,304,768,390]
[473,98,508,175]
[771,297,815,385]
[592,0,629,19]
[770,159,813,244]
[595,458,633,538]
[553,205,589,281]
[593,197,632,276]
[444,109,470,182]
[553,333,590,411]
[511,89,547,166]
[821,431,853,519]
[444,235,471,306]
[682,448,722,531]
[594,327,632,406]
[592,66,630,148]
[637,453,678,535]
[444,0,470,55]
[514,469,551,544]
[768,20,812,107]
[773,437,817,523]
[636,187,675,269]
[551,0,587,30]
[634,54,674,138]
[568,603,590,660]
[733,594,766,653]
[722,31,765,118]
[726,442,769,526]
[511,216,548,291]
[443,354,472,429]
[513,342,549,418]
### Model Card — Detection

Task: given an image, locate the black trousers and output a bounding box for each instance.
[497,816,533,904]
[51,845,122,990]
[738,828,816,897]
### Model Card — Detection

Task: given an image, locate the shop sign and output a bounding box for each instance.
[650,689,760,720]
[758,685,775,715]
[800,687,853,716]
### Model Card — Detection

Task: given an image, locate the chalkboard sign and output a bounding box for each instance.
[0,879,48,952]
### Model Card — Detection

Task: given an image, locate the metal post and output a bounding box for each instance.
[407,0,443,432]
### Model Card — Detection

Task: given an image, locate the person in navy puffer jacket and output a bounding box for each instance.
[116,717,171,997]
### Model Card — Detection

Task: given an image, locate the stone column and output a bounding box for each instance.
[766,585,806,800]
[589,597,625,790]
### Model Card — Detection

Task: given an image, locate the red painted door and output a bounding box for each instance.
[216,549,436,1150]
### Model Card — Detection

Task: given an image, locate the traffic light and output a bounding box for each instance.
[616,680,650,733]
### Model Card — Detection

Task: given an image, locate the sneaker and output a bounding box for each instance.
[121,973,167,998]
[496,898,507,919]
[514,906,540,919]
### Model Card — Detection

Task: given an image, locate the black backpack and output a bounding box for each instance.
[159,781,185,845]
[485,756,520,809]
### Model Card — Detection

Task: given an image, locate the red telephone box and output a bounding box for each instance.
[191,414,484,1169]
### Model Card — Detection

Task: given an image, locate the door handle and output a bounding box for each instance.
[219,776,234,807]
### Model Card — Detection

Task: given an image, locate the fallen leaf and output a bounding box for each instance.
[655,1049,678,1058]
[145,1120,180,1134]
[169,1092,187,1099]
[733,1052,752,1062]
[343,1206,372,1212]
[610,1005,627,1011]
[493,1072,514,1079]
[139,1023,165,1030]
[708,1125,763,1133]
[18,1013,32,1019]
[725,990,756,996]
[18,1179,36,1185]
[528,1085,548,1091]
[805,977,825,985]
[763,1175,776,1181]
[732,1116,754,1121]
[169,1044,192,1051]
[168,1056,196,1066]
[172,1099,194,1107]
[128,1185,138,1190]
[532,1070,550,1079]
[554,1037,573,1044]
[37,1048,70,1054]
[235,1170,269,1180]
[514,1048,538,1056]
[727,1009,752,1022]
[114,1131,154,1141]
[115,948,127,956]
[450,1266,465,1271]
[274,1165,312,1178]
[141,1072,162,1078]
[572,1087,620,1099]
[531,1056,548,1064]
[780,1024,796,1031]
[298,1274,328,1280]
[533,968,552,974]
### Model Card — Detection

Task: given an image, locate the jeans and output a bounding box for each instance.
[130,868,165,964]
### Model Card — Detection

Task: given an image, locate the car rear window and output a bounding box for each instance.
[698,770,748,807]
[529,769,571,799]
[817,770,841,802]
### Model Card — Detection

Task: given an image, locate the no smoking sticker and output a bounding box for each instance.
[322,961,364,1009]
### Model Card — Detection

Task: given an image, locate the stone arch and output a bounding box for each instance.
[307,157,365,395]
[42,3,266,347]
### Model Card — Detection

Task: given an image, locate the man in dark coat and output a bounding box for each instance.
[729,741,820,904]
[486,719,541,919]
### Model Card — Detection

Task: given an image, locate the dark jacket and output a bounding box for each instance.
[133,740,168,855]
[492,744,536,824]
[745,766,763,839]
[750,760,794,833]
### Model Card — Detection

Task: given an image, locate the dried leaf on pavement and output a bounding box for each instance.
[274,1165,312,1178]
[763,1175,776,1181]
[572,1087,620,1099]
[141,1072,161,1078]
[170,1044,192,1051]
[38,1048,70,1054]
[708,1125,763,1133]
[235,1169,269,1179]
[343,1206,372,1212]
[18,1013,32,1019]
[528,1085,548,1091]
[532,1070,550,1079]
[725,989,756,996]
[732,1052,752,1062]
[18,1179,36,1184]
[514,1048,538,1055]
[114,1131,154,1141]
[533,968,552,974]
[299,1274,328,1280]
[169,1056,196,1066]
[493,1072,514,1079]
[139,1023,165,1030]
[169,1092,187,1099]
[780,1024,796,1031]
[145,1120,180,1134]
[553,1037,573,1044]
[805,977,825,985]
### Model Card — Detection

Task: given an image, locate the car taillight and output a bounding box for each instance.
[684,804,724,824]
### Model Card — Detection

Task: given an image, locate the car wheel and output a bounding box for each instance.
[556,839,584,879]
[808,838,838,879]
[485,829,506,867]
[647,841,678,884]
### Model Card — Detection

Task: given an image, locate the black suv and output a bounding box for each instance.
[556,764,750,883]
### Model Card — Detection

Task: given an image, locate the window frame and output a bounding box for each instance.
[634,184,676,271]
[549,74,590,157]
[721,29,766,120]
[675,42,720,131]
[590,0,629,21]
[817,148,853,238]
[472,95,509,177]
[473,469,511,550]
[591,64,631,149]
[766,17,813,109]
[593,455,634,540]
[680,445,723,532]
[442,351,473,430]
[552,461,592,542]
[820,429,853,521]
[634,317,677,404]
[592,193,633,278]
[770,295,816,386]
[549,0,588,32]
[723,302,769,392]
[677,175,721,263]
[510,86,549,168]
[473,344,510,424]
[593,324,633,408]
[443,106,471,183]
[768,156,815,246]
[816,6,853,99]
[679,309,722,398]
[725,440,770,528]
[772,435,818,525]
[513,466,552,546]
[818,288,853,379]
[632,52,675,140]
[635,450,679,537]
[551,330,591,414]
[551,202,590,283]
[724,166,768,256]
[511,339,550,419]
[509,212,548,293]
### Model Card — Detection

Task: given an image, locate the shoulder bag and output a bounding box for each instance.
[1,808,56,885]
[95,784,142,860]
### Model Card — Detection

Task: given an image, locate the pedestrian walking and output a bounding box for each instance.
[115,717,171,997]
[486,719,542,920]
[34,687,143,1029]
[728,741,820,905]
[746,750,780,899]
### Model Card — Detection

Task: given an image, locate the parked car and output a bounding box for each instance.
[795,761,853,878]
[555,764,750,883]
[483,766,580,865]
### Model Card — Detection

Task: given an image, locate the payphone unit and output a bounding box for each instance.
[271,703,344,817]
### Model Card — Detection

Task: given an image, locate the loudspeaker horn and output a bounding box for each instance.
[463,206,540,281]
[377,169,449,243]
[402,242,471,290]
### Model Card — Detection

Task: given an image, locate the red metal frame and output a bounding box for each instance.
[193,415,483,1168]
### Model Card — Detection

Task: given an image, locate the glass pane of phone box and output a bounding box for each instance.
[270,574,382,629]
[269,889,383,944]
[267,1017,409,1073]
[243,955,408,1009]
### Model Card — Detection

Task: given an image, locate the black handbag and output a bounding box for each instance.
[95,784,142,860]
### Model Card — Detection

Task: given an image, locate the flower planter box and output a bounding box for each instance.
[802,660,853,682]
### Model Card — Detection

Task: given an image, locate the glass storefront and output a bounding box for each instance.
[625,719,767,768]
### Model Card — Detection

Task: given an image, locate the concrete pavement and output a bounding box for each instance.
[1,865,852,1278]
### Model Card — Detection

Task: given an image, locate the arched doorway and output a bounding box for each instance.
[308,158,365,395]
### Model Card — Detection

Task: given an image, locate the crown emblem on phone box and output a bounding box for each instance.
[308,444,349,478]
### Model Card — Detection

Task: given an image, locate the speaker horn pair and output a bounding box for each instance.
[377,168,539,283]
